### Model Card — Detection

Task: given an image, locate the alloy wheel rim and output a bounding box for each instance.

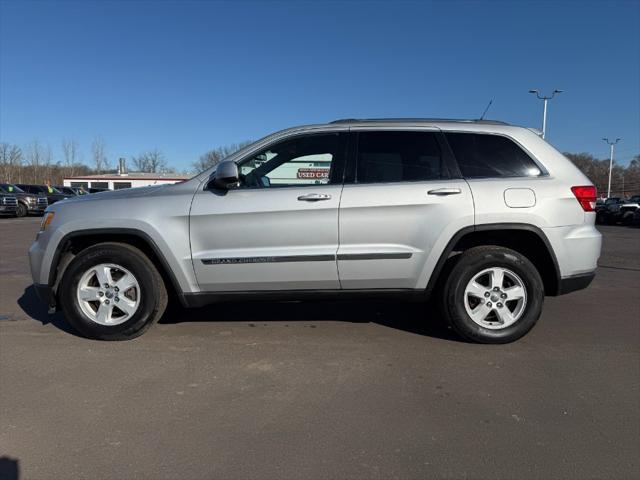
[463,267,527,330]
[76,263,141,326]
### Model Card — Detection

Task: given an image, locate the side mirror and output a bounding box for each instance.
[209,161,239,190]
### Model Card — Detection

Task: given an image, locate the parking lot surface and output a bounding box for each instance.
[1,217,639,479]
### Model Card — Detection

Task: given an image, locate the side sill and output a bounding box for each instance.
[180,289,427,309]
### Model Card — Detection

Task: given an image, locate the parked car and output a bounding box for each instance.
[619,194,640,225]
[596,197,623,224]
[70,186,89,195]
[55,186,80,196]
[29,118,601,343]
[597,195,640,224]
[15,184,73,205]
[0,183,48,217]
[0,192,18,216]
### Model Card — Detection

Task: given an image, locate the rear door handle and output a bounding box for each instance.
[298,193,332,202]
[427,188,462,196]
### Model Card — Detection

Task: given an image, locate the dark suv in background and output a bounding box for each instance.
[15,184,73,205]
[0,183,48,217]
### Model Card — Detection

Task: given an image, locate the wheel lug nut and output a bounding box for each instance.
[114,287,119,292]
[501,293,507,299]
[487,302,492,307]
[104,283,110,289]
[484,292,490,298]
[98,291,104,297]
[115,297,119,302]
[497,302,503,308]
[493,287,500,291]
[104,299,110,305]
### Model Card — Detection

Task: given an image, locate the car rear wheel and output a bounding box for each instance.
[60,242,167,340]
[440,246,544,344]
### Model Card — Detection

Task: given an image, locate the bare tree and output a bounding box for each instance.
[0,143,23,183]
[91,136,108,174]
[25,140,45,183]
[192,141,252,173]
[132,149,168,173]
[62,138,79,177]
[42,144,55,186]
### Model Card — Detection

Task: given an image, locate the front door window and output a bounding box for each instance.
[238,133,347,188]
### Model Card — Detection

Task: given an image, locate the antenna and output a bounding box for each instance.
[479,99,493,120]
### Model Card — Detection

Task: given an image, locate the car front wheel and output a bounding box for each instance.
[16,202,28,217]
[59,242,167,340]
[441,246,544,344]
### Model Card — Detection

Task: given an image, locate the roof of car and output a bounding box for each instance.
[329,118,510,126]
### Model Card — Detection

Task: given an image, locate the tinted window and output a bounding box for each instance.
[356,131,445,183]
[446,133,542,178]
[239,133,346,188]
[18,185,42,194]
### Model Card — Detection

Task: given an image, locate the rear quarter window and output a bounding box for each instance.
[446,133,543,178]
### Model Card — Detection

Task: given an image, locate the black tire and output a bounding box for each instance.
[440,246,544,344]
[59,242,167,340]
[16,202,28,217]
[621,211,634,225]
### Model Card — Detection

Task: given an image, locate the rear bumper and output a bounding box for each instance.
[557,271,595,295]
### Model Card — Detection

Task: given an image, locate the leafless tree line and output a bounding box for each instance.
[191,141,253,173]
[0,135,252,185]
[0,136,178,185]
[0,140,94,185]
[565,153,640,198]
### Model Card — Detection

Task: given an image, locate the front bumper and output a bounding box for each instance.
[28,205,47,214]
[0,205,17,214]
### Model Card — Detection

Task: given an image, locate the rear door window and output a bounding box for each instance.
[446,133,543,178]
[355,131,446,183]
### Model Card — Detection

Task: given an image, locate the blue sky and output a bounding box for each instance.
[1,0,638,171]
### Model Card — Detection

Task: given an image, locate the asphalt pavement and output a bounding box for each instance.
[1,217,638,479]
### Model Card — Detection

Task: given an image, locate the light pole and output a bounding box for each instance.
[529,89,563,139]
[603,137,621,199]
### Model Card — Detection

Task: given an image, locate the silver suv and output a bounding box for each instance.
[29,119,601,343]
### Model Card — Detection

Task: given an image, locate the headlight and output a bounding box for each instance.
[39,212,55,232]
[26,196,36,203]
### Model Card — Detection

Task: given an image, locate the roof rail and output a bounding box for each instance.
[329,118,510,125]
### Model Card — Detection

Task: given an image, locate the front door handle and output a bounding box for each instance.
[298,193,332,202]
[427,188,462,196]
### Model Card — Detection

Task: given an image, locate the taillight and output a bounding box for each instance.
[571,186,597,212]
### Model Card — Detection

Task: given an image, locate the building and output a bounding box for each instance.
[63,158,190,190]
[63,172,191,190]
